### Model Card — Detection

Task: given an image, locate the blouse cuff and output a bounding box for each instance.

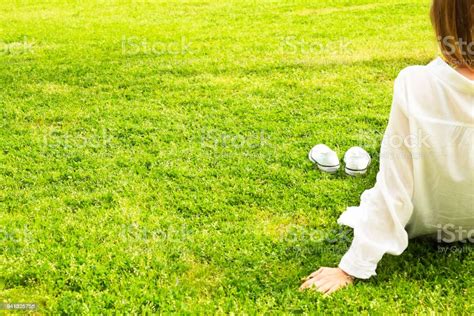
[338,244,377,279]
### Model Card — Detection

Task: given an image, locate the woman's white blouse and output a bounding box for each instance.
[337,57,474,279]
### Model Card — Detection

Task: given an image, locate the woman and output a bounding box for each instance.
[300,0,474,295]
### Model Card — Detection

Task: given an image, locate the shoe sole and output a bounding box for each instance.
[345,158,371,176]
[317,163,340,174]
[345,167,368,176]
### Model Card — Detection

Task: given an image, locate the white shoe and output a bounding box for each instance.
[343,146,371,176]
[308,144,340,173]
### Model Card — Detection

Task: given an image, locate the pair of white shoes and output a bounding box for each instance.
[308,144,371,176]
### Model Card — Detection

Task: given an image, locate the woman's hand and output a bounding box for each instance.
[299,267,354,295]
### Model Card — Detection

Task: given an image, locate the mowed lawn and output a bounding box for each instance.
[1,0,473,313]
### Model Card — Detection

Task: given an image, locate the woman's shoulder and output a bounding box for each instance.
[393,59,443,97]
[392,58,473,121]
[391,60,441,116]
[396,62,432,84]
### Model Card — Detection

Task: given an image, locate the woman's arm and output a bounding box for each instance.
[300,70,415,293]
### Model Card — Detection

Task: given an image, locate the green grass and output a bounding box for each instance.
[1,0,473,313]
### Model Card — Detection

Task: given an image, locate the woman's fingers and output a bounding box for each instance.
[324,283,343,297]
[300,275,327,291]
[299,278,315,291]
[310,267,325,279]
[302,268,325,282]
[315,278,333,294]
[300,267,354,295]
[300,275,329,292]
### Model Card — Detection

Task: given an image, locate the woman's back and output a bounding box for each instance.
[400,58,474,238]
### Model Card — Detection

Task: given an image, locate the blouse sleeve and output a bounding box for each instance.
[337,71,415,279]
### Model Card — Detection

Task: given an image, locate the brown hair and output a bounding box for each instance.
[430,0,474,69]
